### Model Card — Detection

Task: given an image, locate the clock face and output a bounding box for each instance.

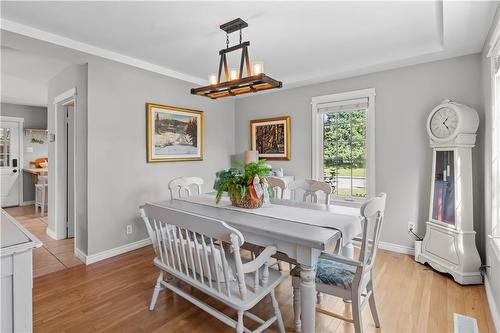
[430,107,459,139]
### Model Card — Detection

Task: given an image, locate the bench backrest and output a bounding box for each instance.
[140,204,275,302]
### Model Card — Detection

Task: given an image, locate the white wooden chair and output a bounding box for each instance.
[35,176,48,216]
[140,205,286,333]
[291,193,386,333]
[267,177,287,200]
[288,179,332,204]
[168,176,204,199]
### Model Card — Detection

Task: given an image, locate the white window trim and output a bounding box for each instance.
[490,48,500,253]
[488,17,500,259]
[311,88,376,205]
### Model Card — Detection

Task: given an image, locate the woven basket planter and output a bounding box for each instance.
[229,191,263,209]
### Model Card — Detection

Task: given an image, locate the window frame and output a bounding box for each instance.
[311,88,376,205]
[493,67,500,240]
[487,20,500,257]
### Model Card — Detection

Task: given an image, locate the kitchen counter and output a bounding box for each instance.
[23,168,48,186]
[23,167,48,175]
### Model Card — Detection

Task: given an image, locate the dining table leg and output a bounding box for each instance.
[300,265,316,333]
[341,242,355,259]
[341,242,355,303]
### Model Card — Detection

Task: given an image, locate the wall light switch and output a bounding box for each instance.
[26,147,33,153]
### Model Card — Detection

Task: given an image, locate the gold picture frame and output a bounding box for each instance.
[250,116,290,160]
[146,103,204,162]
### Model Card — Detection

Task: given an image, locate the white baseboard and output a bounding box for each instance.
[45,227,58,240]
[84,238,152,265]
[352,239,415,256]
[74,247,88,264]
[20,200,35,206]
[485,276,500,332]
[378,241,415,255]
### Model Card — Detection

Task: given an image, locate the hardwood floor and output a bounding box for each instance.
[32,245,495,333]
[4,205,83,277]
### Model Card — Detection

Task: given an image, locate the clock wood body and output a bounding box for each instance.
[416,99,482,285]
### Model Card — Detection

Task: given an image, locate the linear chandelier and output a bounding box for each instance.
[191,18,282,99]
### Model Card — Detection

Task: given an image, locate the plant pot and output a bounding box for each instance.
[229,191,263,209]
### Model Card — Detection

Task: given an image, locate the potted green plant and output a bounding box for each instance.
[215,160,272,209]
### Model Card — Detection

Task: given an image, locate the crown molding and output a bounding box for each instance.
[1,19,206,85]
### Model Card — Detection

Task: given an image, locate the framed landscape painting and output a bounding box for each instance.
[250,116,290,160]
[146,103,203,162]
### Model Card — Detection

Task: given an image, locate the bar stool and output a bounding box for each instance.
[35,176,48,216]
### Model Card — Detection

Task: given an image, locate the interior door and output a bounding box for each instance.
[66,105,75,238]
[1,120,21,207]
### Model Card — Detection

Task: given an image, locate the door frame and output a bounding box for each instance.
[49,88,77,243]
[1,116,24,207]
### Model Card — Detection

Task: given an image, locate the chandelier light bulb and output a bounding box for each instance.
[252,61,264,75]
[208,74,218,85]
[230,68,239,81]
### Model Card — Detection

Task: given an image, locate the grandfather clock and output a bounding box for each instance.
[416,100,482,285]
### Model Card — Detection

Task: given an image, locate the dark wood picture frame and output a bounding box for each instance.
[250,116,290,160]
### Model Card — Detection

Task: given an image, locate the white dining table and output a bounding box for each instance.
[144,195,361,333]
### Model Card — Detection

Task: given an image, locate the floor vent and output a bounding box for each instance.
[454,313,479,333]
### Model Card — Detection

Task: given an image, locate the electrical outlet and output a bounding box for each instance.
[126,224,133,235]
[408,221,415,232]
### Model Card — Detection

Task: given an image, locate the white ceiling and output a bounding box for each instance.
[1,46,71,106]
[0,1,497,95]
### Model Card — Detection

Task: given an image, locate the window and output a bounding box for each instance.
[312,89,375,203]
[0,128,11,167]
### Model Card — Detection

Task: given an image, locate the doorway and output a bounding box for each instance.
[64,102,75,238]
[49,89,76,241]
[0,116,23,207]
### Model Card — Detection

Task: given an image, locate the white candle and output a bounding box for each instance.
[244,150,259,164]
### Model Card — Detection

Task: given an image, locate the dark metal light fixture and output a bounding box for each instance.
[191,18,282,99]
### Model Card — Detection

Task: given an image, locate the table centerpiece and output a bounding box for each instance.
[215,160,272,209]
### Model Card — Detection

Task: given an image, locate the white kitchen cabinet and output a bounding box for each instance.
[1,210,41,333]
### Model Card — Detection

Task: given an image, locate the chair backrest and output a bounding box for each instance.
[267,177,287,199]
[168,177,204,199]
[140,204,276,302]
[358,193,387,270]
[288,179,332,204]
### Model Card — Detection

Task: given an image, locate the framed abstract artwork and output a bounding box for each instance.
[146,103,203,162]
[250,116,290,160]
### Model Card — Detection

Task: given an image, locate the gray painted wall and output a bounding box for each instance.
[86,59,235,255]
[1,103,48,202]
[235,54,484,253]
[47,64,88,254]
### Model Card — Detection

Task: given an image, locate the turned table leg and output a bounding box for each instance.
[300,265,316,333]
[341,242,355,259]
[341,242,355,303]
